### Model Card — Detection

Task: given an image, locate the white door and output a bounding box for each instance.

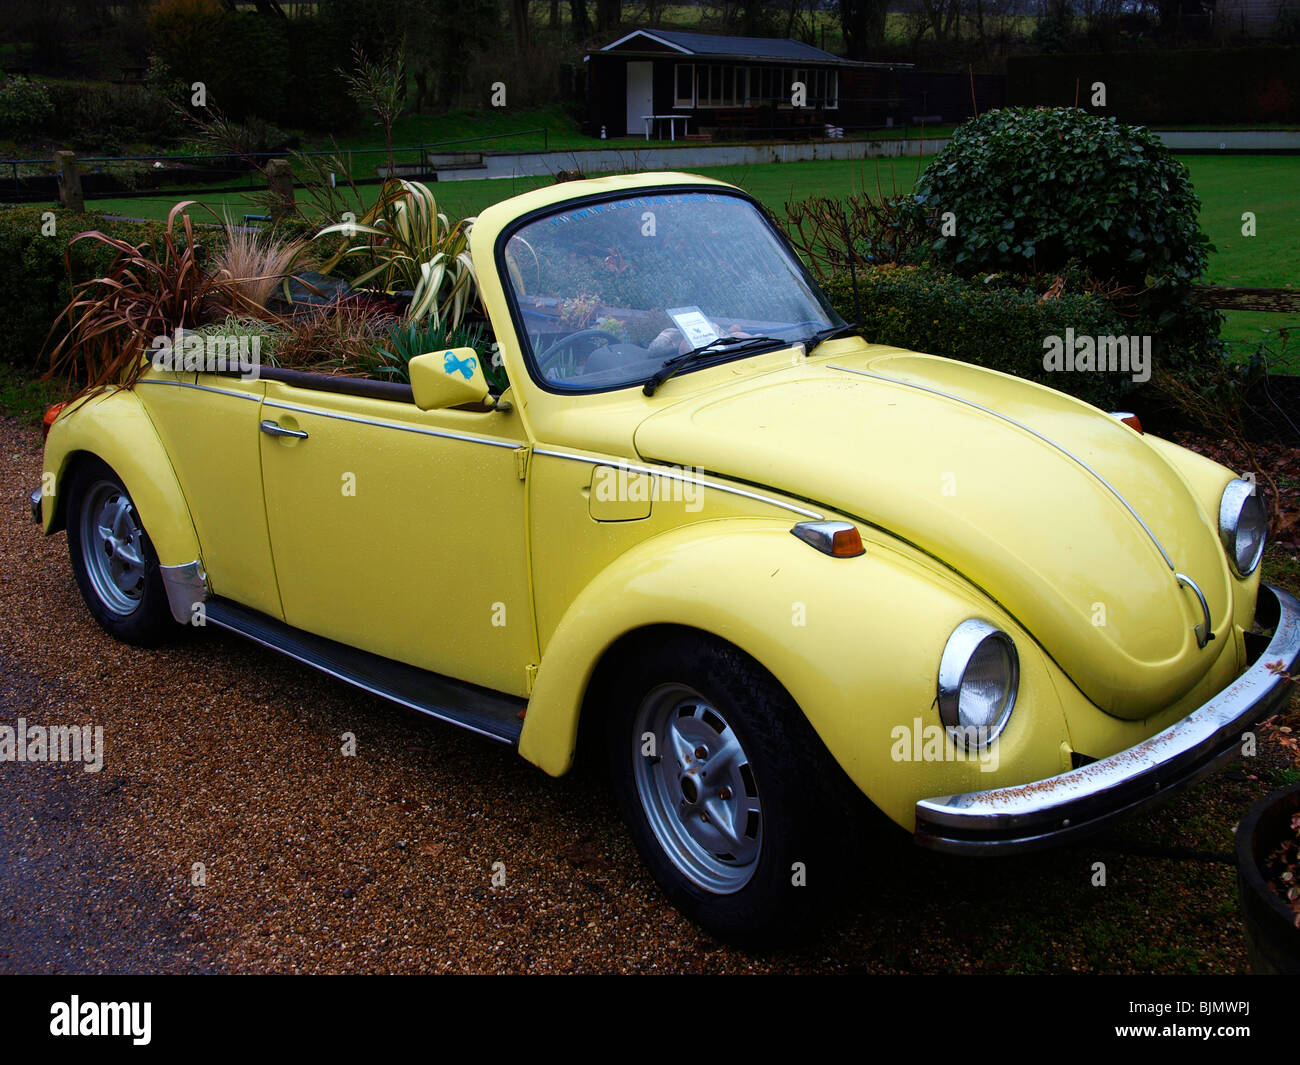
[626,61,654,136]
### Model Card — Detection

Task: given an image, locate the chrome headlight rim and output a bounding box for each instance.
[937,619,1019,749]
[1219,478,1267,578]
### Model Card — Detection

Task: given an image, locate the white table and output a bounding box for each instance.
[643,115,688,141]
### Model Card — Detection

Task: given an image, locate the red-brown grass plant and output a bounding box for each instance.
[44,201,257,397]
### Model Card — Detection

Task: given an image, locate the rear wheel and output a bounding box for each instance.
[605,632,855,941]
[65,458,176,646]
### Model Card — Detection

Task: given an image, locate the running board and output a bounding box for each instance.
[204,598,526,745]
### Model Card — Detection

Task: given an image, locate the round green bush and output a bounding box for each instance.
[914,107,1211,293]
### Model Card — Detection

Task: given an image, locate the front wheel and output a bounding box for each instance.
[605,632,855,940]
[65,457,177,646]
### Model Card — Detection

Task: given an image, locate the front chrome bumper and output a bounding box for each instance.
[29,486,41,524]
[915,583,1300,854]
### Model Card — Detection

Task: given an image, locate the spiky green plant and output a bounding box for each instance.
[369,319,504,389]
[313,180,478,330]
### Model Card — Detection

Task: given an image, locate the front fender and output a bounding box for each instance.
[42,389,201,569]
[520,519,1072,829]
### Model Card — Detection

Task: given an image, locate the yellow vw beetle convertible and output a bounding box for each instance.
[31,173,1300,937]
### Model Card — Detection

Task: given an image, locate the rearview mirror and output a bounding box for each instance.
[410,347,490,410]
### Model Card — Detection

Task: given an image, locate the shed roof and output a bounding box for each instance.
[600,29,848,64]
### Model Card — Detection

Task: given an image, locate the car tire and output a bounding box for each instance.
[65,457,176,646]
[605,631,857,942]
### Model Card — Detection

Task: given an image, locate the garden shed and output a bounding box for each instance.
[585,29,909,139]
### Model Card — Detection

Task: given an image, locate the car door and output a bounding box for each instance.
[137,371,283,619]
[256,375,537,698]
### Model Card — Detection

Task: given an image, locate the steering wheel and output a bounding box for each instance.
[537,328,623,380]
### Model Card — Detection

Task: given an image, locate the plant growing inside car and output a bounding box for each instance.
[369,319,500,388]
[45,201,251,393]
[211,218,307,314]
[311,180,478,331]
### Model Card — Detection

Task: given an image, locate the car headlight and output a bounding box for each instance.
[1219,479,1267,578]
[937,619,1019,747]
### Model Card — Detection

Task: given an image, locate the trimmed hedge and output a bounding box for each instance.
[821,265,1134,410]
[1006,47,1300,125]
[0,207,164,372]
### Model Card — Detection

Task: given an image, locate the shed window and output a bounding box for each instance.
[670,61,836,110]
[674,63,694,107]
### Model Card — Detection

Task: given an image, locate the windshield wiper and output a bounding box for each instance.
[642,335,785,396]
[801,322,861,353]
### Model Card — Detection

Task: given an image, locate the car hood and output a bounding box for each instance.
[634,344,1235,719]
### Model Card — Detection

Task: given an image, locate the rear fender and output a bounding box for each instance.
[41,389,204,620]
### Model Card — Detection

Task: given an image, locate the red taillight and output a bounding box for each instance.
[42,402,66,441]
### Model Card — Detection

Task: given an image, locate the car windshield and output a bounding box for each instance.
[502,189,840,391]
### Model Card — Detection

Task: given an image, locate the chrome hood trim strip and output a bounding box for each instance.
[532,448,825,520]
[829,364,1177,572]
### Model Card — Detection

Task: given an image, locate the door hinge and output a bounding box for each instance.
[525,663,538,694]
[515,446,531,481]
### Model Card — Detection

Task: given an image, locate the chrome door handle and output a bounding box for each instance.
[260,419,308,440]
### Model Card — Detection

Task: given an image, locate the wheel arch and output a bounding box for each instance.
[42,390,202,568]
[518,518,1073,833]
[573,621,735,771]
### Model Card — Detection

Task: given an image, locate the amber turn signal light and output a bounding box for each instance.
[42,402,66,441]
[1109,411,1143,434]
[791,521,865,558]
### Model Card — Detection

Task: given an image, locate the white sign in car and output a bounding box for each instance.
[667,307,720,350]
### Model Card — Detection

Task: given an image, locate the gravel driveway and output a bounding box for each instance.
[0,415,1286,973]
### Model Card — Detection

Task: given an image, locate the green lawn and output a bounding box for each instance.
[1181,155,1300,360]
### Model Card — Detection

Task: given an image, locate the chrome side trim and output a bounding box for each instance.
[829,365,1177,571]
[29,486,42,524]
[532,448,826,520]
[140,378,518,450]
[1176,572,1214,649]
[914,584,1300,854]
[159,560,208,625]
[137,378,260,402]
[262,399,520,450]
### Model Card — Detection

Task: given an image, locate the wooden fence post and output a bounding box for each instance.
[54,151,84,213]
[266,158,295,220]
